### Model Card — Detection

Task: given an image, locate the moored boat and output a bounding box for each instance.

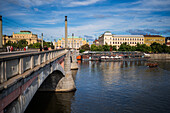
[147,63,158,68]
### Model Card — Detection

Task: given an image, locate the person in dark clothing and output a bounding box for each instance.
[44,45,48,51]
[40,45,42,51]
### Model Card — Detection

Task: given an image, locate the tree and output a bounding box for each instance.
[91,44,98,51]
[112,45,117,51]
[17,39,28,48]
[150,42,163,53]
[118,43,131,51]
[79,49,85,53]
[102,44,110,51]
[28,43,41,49]
[98,45,104,51]
[80,44,90,50]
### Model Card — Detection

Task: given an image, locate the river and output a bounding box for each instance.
[25,60,170,113]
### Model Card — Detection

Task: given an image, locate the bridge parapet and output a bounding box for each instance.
[0,49,69,113]
[0,49,66,84]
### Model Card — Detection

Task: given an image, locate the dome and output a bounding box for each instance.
[104,31,112,36]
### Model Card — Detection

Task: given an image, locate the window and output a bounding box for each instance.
[113,42,114,44]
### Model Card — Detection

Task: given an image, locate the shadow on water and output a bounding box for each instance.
[25,92,75,113]
[25,69,78,113]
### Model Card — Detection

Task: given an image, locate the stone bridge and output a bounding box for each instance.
[0,49,78,113]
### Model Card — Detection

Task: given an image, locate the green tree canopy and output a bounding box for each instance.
[91,44,98,51]
[80,44,90,50]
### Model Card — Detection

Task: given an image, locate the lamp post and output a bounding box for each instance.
[0,15,3,48]
[65,16,68,48]
[41,33,43,48]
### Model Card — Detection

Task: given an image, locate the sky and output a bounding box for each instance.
[0,0,170,43]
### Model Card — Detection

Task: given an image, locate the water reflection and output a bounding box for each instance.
[25,60,170,113]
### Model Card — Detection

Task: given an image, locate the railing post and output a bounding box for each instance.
[0,62,3,83]
[50,52,53,60]
[38,54,41,65]
[19,58,23,74]
[48,53,50,60]
[44,53,46,62]
[31,56,34,69]
[0,61,6,83]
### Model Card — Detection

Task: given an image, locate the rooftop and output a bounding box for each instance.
[113,35,144,37]
[104,31,112,36]
[143,35,163,37]
[14,31,32,34]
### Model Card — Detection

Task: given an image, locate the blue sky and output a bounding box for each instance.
[0,0,170,43]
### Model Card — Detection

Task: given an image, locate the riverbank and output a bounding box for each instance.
[149,53,170,60]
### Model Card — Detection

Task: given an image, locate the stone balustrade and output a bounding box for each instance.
[0,49,65,84]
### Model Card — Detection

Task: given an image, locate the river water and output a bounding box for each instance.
[25,60,170,113]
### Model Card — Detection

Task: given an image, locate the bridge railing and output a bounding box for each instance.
[0,49,66,84]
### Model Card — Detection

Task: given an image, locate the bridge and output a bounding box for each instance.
[0,49,78,113]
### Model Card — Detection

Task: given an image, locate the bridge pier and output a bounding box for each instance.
[55,50,76,92]
[71,50,78,70]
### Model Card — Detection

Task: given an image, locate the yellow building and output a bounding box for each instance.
[55,36,89,49]
[98,31,144,49]
[3,31,42,45]
[144,35,165,46]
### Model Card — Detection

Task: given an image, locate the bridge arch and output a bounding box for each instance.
[39,70,65,91]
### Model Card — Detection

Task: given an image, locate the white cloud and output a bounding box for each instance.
[34,8,39,12]
[30,19,61,24]
[67,0,105,7]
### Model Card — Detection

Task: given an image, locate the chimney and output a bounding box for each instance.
[65,16,68,48]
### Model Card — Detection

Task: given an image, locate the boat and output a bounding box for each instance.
[147,63,158,68]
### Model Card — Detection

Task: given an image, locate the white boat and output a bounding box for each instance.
[101,56,106,59]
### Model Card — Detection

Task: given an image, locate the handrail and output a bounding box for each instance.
[0,49,65,61]
[0,49,66,84]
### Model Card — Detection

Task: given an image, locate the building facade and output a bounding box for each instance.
[55,36,89,49]
[144,35,165,46]
[98,31,144,49]
[98,31,166,49]
[166,37,170,46]
[93,39,99,46]
[3,31,42,45]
